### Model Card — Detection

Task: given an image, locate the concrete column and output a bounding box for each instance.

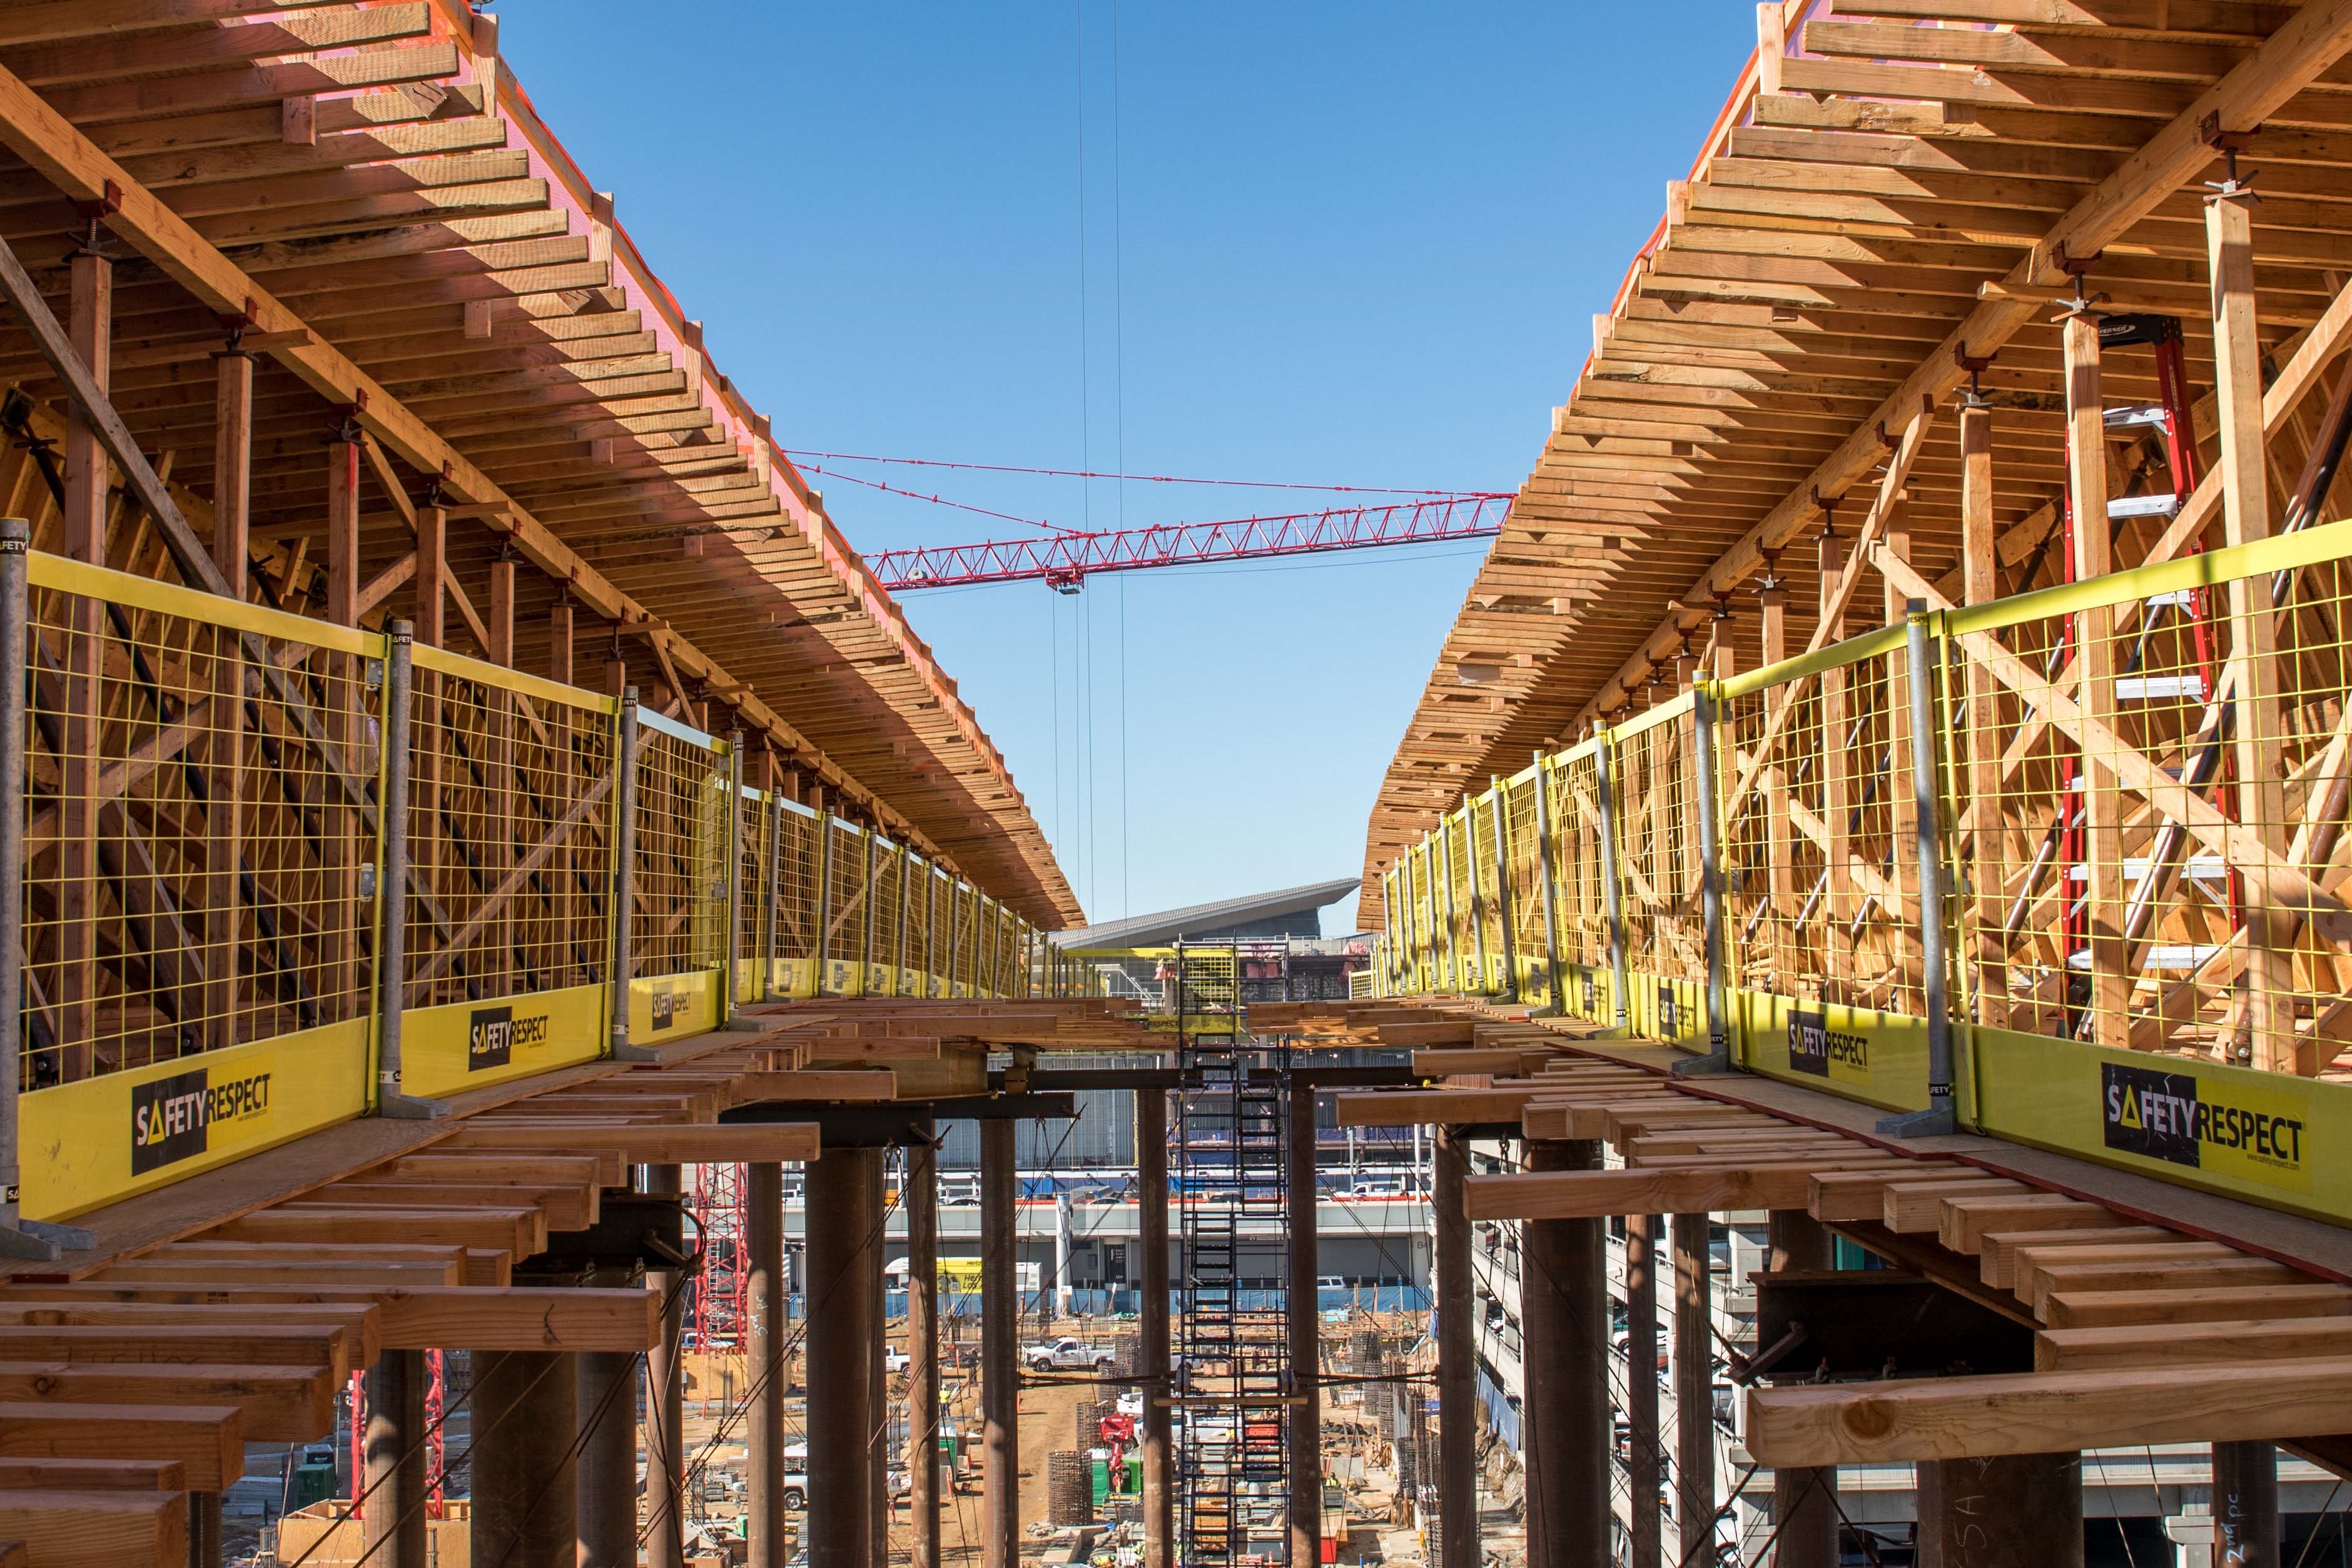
[577,1348,640,1565]
[1435,1128,1477,1568]
[908,1137,943,1568]
[808,1146,881,1568]
[1287,1083,1321,1568]
[1672,1211,1715,1564]
[470,1352,580,1568]
[1623,1214,1663,1568]
[1917,1452,2082,1568]
[2213,1442,2278,1567]
[1521,1140,1608,1568]
[749,1160,787,1568]
[982,1118,1021,1568]
[644,1162,687,1568]
[363,1350,429,1568]
[1768,1210,1838,1567]
[1138,1088,1173,1568]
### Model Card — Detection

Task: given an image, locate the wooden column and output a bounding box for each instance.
[1916,1452,2081,1567]
[808,1146,879,1568]
[1959,402,2010,1029]
[1759,581,1795,996]
[2211,1441,2278,1567]
[1883,492,1918,939]
[1818,528,1852,1001]
[749,1159,788,1568]
[204,342,251,1050]
[1623,1213,1663,1568]
[324,435,362,1009]
[1435,1128,1478,1568]
[1767,1211,1838,1566]
[1673,1211,1715,1564]
[981,1118,1020,1568]
[1138,1088,1173,1568]
[906,1136,942,1568]
[56,247,111,1063]
[470,1350,580,1568]
[644,1161,687,1568]
[2209,193,2300,1073]
[2064,312,2129,1047]
[547,596,573,685]
[1520,1139,1608,1568]
[362,1350,429,1568]
[411,505,446,999]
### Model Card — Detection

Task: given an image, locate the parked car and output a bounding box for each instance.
[1023,1336,1115,1372]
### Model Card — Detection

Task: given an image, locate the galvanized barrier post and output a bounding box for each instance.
[1592,733,1633,1029]
[765,792,784,998]
[1880,607,1959,1137]
[1437,825,1462,993]
[377,620,449,1117]
[0,520,80,1257]
[1677,682,1735,1077]
[1464,798,1491,993]
[1489,776,1519,1002]
[813,801,834,990]
[1529,753,1567,1011]
[722,734,759,1030]
[610,690,657,1061]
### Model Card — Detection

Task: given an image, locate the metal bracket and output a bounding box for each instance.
[1875,1103,1957,1138]
[2201,114,2261,205]
[1954,343,1996,406]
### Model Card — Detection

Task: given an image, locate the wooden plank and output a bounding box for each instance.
[2016,1242,2248,1313]
[2039,1316,2352,1372]
[0,1360,328,1442]
[1979,1226,2174,1290]
[2044,1284,2352,1329]
[1806,1165,1972,1223]
[1748,1357,2352,1468]
[206,1206,542,1257]
[92,1260,460,1288]
[0,1458,181,1490]
[0,1489,183,1567]
[437,1123,821,1163]
[1333,1088,1541,1128]
[372,1153,622,1188]
[1883,1178,2029,1233]
[1465,1165,1827,1222]
[0,1324,344,1369]
[0,1303,372,1378]
[0,1404,241,1491]
[2024,1256,2298,1315]
[293,1182,595,1233]
[1939,1195,2122,1253]
[731,1070,899,1104]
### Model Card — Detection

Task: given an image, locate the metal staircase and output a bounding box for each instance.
[1173,942,1293,1567]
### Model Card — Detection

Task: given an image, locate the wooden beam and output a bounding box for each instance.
[1466,1164,1853,1221]
[205,1206,543,1257]
[0,1360,329,1442]
[2041,1283,2352,1329]
[0,1490,183,1568]
[0,1403,241,1492]
[731,1070,898,1104]
[1748,1357,2352,1467]
[437,1123,823,1163]
[2039,1315,2352,1372]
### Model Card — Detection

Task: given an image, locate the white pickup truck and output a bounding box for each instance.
[1023,1336,1115,1373]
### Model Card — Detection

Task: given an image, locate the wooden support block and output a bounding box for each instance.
[466,1251,511,1288]
[1598,1103,1767,1143]
[0,1324,345,1370]
[374,1286,659,1352]
[437,1123,821,1163]
[1624,1151,1898,1173]
[731,1070,898,1104]
[0,1361,330,1444]
[1466,1164,1831,1222]
[1625,1138,1857,1163]
[2044,1284,2352,1330]
[1748,1357,2352,1469]
[0,1489,185,1567]
[798,1036,943,1062]
[1979,1227,2174,1291]
[2016,1242,2244,1315]
[0,1304,374,1380]
[1883,1178,2028,1233]
[0,1458,183,1490]
[1410,1049,1546,1077]
[93,1260,461,1288]
[0,1403,242,1492]
[2039,1315,2352,1372]
[363,1155,612,1190]
[2025,1257,2300,1318]
[208,1206,544,1258]
[1334,1088,1538,1128]
[1807,1165,1969,1223]
[504,1093,711,1121]
[1939,1195,2121,1254]
[297,1182,596,1233]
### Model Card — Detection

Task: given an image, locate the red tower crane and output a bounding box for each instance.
[864,493,1511,592]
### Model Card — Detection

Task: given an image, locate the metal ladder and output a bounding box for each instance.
[1174,942,1292,1567]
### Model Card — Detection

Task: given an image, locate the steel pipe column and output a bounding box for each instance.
[982,1117,1021,1568]
[577,1348,640,1565]
[1138,1087,1173,1568]
[1287,1083,1322,1568]
[1623,1214,1663,1568]
[1435,1128,1478,1568]
[1672,1211,1715,1564]
[362,1349,429,1568]
[2213,1441,2279,1567]
[1767,1210,1838,1566]
[1917,1453,2083,1568]
[470,1352,580,1568]
[807,1146,882,1568]
[1521,1139,1608,1568]
[749,1160,787,1568]
[644,1161,687,1568]
[908,1137,943,1568]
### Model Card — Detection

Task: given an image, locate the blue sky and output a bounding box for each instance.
[500,4,1752,933]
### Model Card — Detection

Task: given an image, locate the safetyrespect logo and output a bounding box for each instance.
[130,1066,273,1175]
[2101,1061,2308,1190]
[468,1005,549,1071]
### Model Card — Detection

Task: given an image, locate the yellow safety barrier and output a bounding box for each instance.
[2,549,1068,1220]
[1376,515,2352,1227]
